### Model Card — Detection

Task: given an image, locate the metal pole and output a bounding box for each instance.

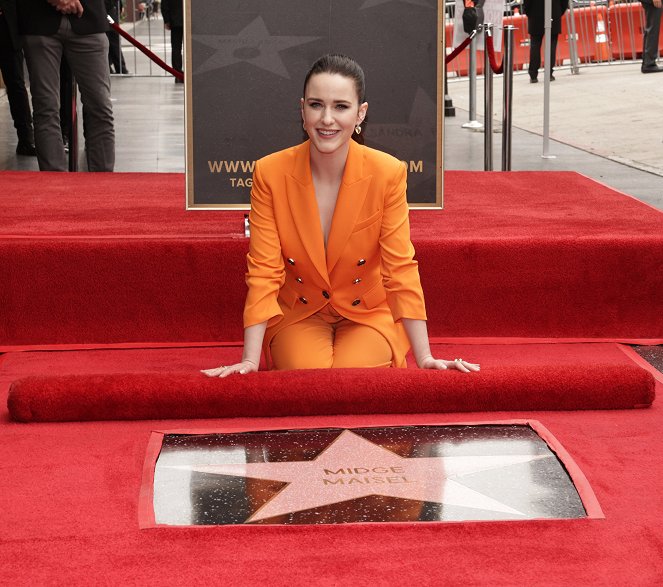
[542,0,556,159]
[462,33,483,130]
[68,76,78,172]
[566,0,580,74]
[502,25,515,171]
[483,23,493,171]
[444,62,456,117]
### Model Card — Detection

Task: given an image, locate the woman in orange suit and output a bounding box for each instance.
[203,54,479,376]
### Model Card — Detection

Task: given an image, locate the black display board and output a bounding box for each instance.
[185,0,444,209]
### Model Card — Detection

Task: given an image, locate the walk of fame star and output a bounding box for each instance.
[192,17,321,79]
[166,429,552,523]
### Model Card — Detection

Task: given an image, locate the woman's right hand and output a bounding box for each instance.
[201,359,259,378]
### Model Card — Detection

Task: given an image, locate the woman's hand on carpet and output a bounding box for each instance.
[420,356,480,373]
[201,360,258,378]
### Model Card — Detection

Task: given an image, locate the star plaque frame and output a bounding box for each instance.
[139,420,604,527]
[184,0,445,209]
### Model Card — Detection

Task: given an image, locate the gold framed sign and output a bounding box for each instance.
[185,0,444,209]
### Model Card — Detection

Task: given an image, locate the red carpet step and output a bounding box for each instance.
[2,171,663,347]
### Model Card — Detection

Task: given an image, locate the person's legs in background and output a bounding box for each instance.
[22,29,67,170]
[63,24,115,172]
[171,25,183,83]
[641,1,662,72]
[528,32,543,82]
[0,19,35,156]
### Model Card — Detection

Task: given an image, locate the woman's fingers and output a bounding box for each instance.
[201,362,257,377]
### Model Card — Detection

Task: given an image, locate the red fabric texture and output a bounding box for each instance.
[7,364,655,423]
[1,344,663,585]
[2,171,663,346]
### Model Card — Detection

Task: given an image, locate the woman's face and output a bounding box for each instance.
[301,73,368,158]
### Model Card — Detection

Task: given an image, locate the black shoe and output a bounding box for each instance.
[550,74,556,81]
[16,141,37,156]
[642,65,663,73]
[121,68,130,74]
[529,77,538,83]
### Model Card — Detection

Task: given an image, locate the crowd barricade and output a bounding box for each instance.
[445,1,663,78]
[609,2,643,60]
[559,4,611,64]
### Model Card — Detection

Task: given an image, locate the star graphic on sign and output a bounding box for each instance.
[167,429,551,522]
[360,0,434,9]
[366,87,437,153]
[192,17,321,79]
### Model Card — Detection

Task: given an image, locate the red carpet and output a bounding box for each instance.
[1,344,663,585]
[2,170,663,584]
[2,171,663,347]
[7,364,655,422]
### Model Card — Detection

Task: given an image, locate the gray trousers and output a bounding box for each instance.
[22,17,114,171]
[641,1,661,69]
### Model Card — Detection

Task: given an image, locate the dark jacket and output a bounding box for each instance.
[17,0,109,36]
[161,0,183,28]
[0,0,21,48]
[523,0,569,36]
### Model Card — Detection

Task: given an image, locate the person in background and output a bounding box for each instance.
[161,0,182,83]
[0,0,36,156]
[640,0,662,73]
[105,0,129,74]
[523,0,568,83]
[202,54,480,377]
[17,0,115,171]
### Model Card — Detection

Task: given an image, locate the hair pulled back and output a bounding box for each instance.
[303,53,366,104]
[302,54,366,143]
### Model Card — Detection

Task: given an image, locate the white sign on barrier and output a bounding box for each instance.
[452,0,504,51]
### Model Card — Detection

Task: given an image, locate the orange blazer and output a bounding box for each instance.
[243,139,427,368]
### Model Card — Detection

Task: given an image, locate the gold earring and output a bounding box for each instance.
[355,125,362,135]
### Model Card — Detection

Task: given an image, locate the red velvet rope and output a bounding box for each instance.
[485,34,504,74]
[445,34,473,65]
[108,20,184,81]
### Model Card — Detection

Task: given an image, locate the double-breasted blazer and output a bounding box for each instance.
[243,139,427,368]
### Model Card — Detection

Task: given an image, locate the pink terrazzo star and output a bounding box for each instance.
[169,429,549,522]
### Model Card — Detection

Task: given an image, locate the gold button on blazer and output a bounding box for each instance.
[243,139,427,368]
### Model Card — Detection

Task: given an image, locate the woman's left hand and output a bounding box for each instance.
[419,356,480,373]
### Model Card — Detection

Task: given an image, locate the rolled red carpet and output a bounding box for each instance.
[7,364,655,422]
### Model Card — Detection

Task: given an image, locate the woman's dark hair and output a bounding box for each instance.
[303,54,366,104]
[302,54,367,144]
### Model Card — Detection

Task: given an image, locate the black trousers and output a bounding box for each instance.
[641,1,661,69]
[170,25,183,72]
[528,33,559,80]
[0,15,34,143]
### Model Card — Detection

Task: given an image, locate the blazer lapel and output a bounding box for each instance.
[286,141,329,283]
[326,140,372,273]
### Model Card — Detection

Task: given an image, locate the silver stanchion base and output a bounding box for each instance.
[462,121,484,130]
[541,154,557,159]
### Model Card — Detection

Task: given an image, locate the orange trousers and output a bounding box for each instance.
[270,304,393,370]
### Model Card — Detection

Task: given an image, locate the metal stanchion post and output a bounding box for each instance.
[444,62,455,117]
[501,25,515,171]
[566,0,580,75]
[483,23,494,171]
[68,76,78,172]
[462,33,483,130]
[542,0,556,159]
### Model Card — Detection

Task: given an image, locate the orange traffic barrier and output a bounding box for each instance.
[608,2,643,61]
[592,1,610,61]
[559,4,610,64]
